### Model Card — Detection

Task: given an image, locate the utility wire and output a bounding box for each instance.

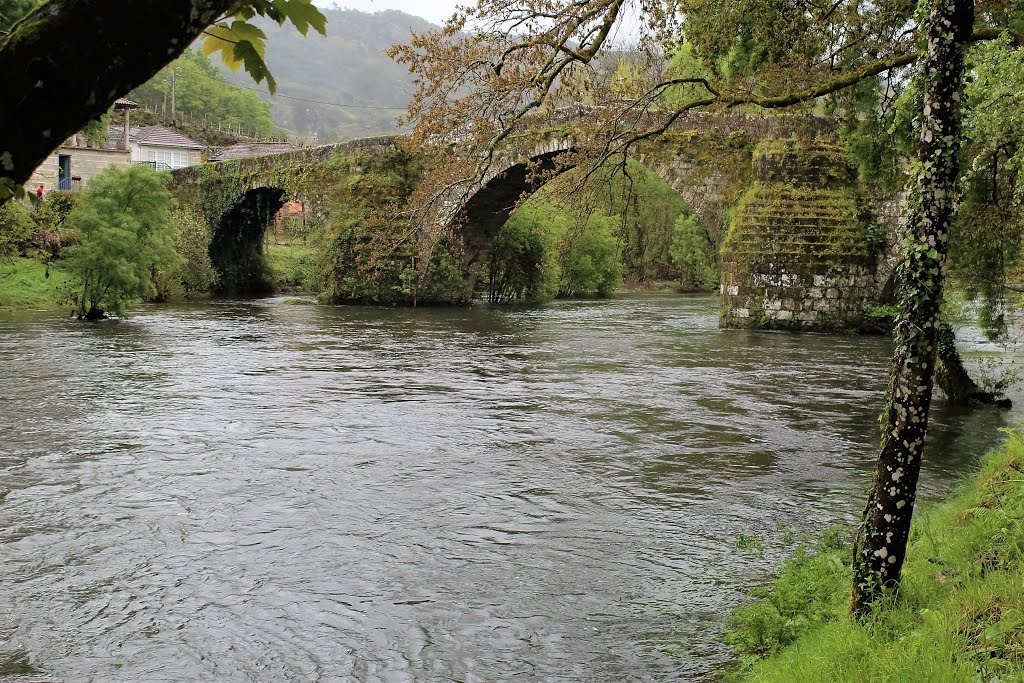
[232,81,407,110]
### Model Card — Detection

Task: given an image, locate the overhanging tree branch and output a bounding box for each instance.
[0,0,237,201]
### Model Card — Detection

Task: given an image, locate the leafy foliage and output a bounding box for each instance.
[556,211,623,298]
[0,201,35,256]
[486,212,553,303]
[946,35,1024,339]
[201,0,327,94]
[670,213,718,291]
[492,198,622,299]
[727,526,851,661]
[164,206,218,299]
[62,166,179,318]
[484,160,704,301]
[0,0,41,32]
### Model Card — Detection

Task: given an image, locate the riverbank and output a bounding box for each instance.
[0,257,74,310]
[0,242,318,312]
[726,431,1024,682]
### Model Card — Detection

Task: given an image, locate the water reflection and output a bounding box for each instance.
[0,294,1020,681]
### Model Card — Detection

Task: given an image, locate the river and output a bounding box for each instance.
[1,294,1020,681]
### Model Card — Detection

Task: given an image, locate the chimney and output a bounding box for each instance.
[113,98,139,152]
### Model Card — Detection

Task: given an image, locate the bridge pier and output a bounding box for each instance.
[720,139,877,332]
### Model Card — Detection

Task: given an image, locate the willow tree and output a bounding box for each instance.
[390,0,1022,617]
[0,0,325,203]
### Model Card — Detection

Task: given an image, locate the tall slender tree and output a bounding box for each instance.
[851,0,976,616]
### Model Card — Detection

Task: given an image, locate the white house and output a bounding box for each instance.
[108,124,205,170]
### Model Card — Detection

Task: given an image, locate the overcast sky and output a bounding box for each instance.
[315,0,644,45]
[316,0,460,26]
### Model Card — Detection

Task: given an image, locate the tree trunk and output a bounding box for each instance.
[0,0,235,202]
[935,322,1012,407]
[851,0,975,618]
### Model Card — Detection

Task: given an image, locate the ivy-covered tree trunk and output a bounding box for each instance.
[0,0,234,201]
[851,0,975,618]
[935,322,1011,407]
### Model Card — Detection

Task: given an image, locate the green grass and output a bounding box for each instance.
[265,240,318,293]
[0,256,75,309]
[727,432,1024,682]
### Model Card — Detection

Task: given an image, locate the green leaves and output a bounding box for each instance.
[202,0,326,93]
[272,0,327,36]
[63,166,179,317]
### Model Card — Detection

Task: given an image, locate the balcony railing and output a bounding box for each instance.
[133,160,174,171]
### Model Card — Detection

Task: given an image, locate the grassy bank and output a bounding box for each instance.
[727,431,1024,682]
[0,257,74,310]
[265,241,318,293]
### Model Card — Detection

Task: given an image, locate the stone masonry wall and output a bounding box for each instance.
[28,145,130,194]
[720,139,876,331]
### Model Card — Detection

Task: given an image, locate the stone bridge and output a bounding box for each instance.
[170,112,900,331]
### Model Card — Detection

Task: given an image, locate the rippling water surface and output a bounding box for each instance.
[1,295,1019,681]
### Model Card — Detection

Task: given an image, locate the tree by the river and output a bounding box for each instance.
[390,0,1023,618]
[62,165,179,319]
[849,0,975,616]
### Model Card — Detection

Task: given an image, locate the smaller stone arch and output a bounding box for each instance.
[209,185,286,295]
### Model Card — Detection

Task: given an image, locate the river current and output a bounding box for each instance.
[1,294,1020,681]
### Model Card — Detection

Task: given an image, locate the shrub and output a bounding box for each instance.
[169,206,218,298]
[557,211,622,297]
[670,212,719,291]
[725,526,852,661]
[0,201,36,256]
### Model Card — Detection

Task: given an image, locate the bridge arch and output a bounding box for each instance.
[453,149,565,294]
[209,185,286,295]
[449,141,724,298]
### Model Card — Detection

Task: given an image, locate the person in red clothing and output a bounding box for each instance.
[35,185,44,201]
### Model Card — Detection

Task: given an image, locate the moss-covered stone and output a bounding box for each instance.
[721,139,876,332]
[167,119,895,314]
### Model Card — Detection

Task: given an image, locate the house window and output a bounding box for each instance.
[148,149,189,169]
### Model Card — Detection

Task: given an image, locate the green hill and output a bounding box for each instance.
[219,8,437,142]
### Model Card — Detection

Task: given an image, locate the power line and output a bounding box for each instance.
[233,82,408,110]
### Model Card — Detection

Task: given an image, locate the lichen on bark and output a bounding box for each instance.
[851,0,976,618]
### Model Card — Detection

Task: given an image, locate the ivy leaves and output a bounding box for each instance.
[202,0,326,94]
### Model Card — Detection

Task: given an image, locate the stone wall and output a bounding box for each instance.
[720,140,876,331]
[27,145,130,194]
[866,192,908,302]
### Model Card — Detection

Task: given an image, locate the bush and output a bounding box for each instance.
[557,211,622,297]
[670,213,719,291]
[0,201,36,256]
[726,526,852,661]
[167,206,218,298]
[486,215,556,302]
